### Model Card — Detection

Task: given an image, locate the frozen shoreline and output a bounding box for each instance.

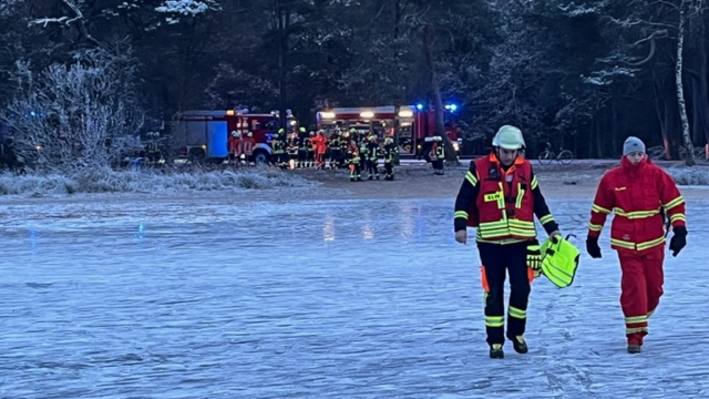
[0,160,707,206]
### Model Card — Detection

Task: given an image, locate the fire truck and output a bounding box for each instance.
[315,104,460,158]
[170,110,297,164]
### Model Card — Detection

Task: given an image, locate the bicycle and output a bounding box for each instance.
[679,145,707,162]
[649,144,706,161]
[537,142,574,165]
[647,145,666,161]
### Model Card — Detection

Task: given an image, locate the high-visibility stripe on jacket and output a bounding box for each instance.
[474,154,535,240]
[435,144,445,160]
[587,157,686,253]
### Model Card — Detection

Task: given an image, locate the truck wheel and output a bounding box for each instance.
[253,150,269,166]
[188,148,205,164]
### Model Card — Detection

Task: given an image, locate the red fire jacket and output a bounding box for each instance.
[454,153,558,243]
[588,157,686,253]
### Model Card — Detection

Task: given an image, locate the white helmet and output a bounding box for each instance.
[492,125,525,150]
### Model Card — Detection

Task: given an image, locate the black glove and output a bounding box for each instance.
[586,236,602,259]
[669,226,687,257]
[527,242,542,271]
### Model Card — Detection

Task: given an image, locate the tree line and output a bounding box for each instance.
[0,0,707,169]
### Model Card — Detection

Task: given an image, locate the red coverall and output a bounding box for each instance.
[312,133,328,168]
[229,136,242,158]
[242,137,254,157]
[588,157,686,345]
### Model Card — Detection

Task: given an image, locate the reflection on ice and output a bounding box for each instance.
[361,224,375,240]
[322,215,335,242]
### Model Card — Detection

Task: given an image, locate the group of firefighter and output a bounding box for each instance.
[271,127,399,181]
[229,126,448,181]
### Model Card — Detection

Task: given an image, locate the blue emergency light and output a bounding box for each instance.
[444,103,459,112]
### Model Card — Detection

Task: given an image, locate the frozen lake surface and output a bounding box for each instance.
[1,191,708,398]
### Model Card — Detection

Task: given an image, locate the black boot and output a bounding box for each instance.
[489,343,504,359]
[510,335,528,354]
[627,336,643,353]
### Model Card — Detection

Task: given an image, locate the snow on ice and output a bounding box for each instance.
[0,185,708,398]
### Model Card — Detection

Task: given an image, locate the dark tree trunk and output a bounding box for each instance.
[394,0,401,39]
[664,98,680,159]
[652,72,671,160]
[423,24,457,163]
[610,100,619,157]
[276,0,290,129]
[675,1,696,165]
[593,113,602,158]
[693,14,709,159]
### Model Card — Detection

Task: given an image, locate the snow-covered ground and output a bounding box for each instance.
[1,191,708,398]
[0,167,312,196]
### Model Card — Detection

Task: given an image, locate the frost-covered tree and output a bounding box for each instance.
[580,0,708,163]
[1,49,143,171]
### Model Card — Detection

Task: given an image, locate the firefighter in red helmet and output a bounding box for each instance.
[454,125,560,359]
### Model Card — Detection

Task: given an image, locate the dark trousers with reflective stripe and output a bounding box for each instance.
[478,241,530,345]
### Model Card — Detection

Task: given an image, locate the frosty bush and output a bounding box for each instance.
[0,48,143,172]
[668,166,709,185]
[0,167,313,196]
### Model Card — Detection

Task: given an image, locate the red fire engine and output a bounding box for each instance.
[170,110,297,164]
[315,105,460,157]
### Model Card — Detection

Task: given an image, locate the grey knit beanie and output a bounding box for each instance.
[623,136,646,155]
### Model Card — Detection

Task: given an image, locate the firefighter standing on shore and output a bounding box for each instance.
[340,130,350,168]
[366,133,380,180]
[382,136,397,180]
[305,131,315,168]
[329,130,342,169]
[271,129,286,167]
[586,136,687,354]
[454,125,561,359]
[313,130,328,169]
[358,132,369,179]
[242,131,254,166]
[298,130,309,168]
[347,136,361,181]
[286,131,300,170]
[431,136,445,175]
[230,130,242,166]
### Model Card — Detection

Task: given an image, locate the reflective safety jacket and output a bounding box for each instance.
[271,137,285,154]
[588,157,686,253]
[382,142,397,163]
[433,143,445,160]
[454,153,559,243]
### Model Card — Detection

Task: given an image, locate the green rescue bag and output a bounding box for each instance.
[540,235,580,288]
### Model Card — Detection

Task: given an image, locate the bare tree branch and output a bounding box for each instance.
[28,0,101,47]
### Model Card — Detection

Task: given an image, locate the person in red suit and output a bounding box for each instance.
[313,130,328,169]
[586,136,687,354]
